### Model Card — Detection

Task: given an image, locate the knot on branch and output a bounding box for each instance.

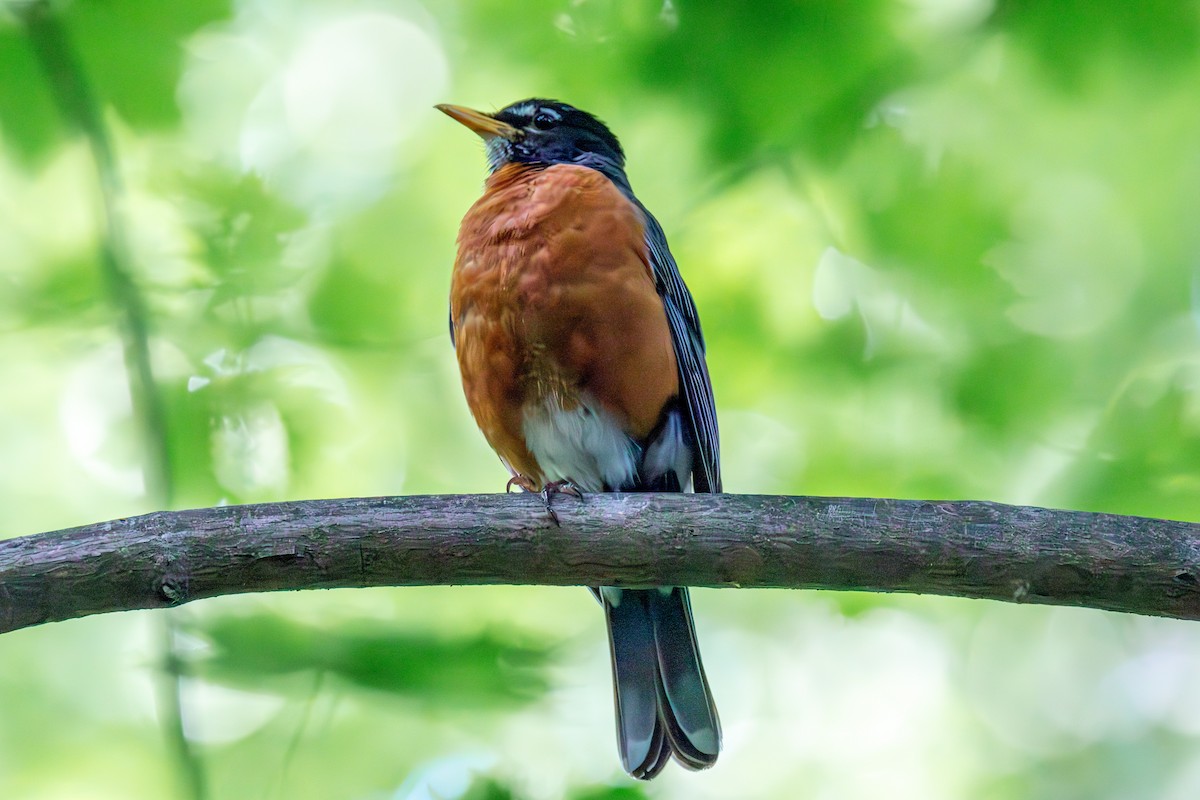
[156,575,188,606]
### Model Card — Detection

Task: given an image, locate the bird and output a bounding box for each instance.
[437,98,722,779]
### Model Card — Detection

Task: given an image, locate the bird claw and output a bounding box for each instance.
[541,480,583,526]
[544,479,583,500]
[506,475,537,494]
[505,477,582,526]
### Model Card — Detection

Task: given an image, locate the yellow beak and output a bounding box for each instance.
[435,104,522,141]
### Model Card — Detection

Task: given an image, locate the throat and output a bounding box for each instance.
[484,161,547,190]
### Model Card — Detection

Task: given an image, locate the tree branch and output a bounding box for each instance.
[3,493,1200,634]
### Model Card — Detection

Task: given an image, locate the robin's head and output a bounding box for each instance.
[437,98,625,174]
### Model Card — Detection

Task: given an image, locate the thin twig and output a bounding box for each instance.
[158,617,209,800]
[270,671,326,800]
[15,2,192,794]
[16,0,173,505]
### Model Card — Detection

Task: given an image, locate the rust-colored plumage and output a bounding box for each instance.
[451,163,679,485]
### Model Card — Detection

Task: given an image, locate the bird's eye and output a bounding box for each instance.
[532,112,559,131]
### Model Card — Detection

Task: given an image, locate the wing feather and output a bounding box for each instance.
[637,204,722,494]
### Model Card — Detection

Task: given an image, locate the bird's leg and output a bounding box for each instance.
[505,476,582,525]
[540,480,584,526]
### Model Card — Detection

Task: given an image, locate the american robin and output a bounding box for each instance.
[437,98,722,779]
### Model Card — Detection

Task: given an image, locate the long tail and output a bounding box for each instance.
[599,586,721,778]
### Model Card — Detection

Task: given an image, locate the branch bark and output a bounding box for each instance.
[3,494,1200,634]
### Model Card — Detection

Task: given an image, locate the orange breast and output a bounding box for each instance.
[450,163,679,485]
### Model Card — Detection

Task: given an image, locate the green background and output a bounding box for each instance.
[3,0,1200,797]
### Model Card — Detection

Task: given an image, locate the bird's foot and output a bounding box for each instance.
[506,475,538,494]
[504,476,582,525]
[540,480,584,526]
[543,479,583,500]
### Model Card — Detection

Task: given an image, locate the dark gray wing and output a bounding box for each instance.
[636,203,722,494]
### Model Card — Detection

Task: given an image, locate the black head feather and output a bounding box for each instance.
[486,98,625,173]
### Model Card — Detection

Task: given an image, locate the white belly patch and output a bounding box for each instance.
[522,398,638,492]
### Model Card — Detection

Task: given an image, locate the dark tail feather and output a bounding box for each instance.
[601,588,671,778]
[649,587,721,769]
[600,586,721,778]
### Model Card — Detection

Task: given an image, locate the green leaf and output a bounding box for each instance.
[183,613,554,707]
[631,0,917,163]
[306,258,409,347]
[569,786,651,800]
[0,0,234,165]
[0,253,105,327]
[461,777,519,800]
[180,170,308,302]
[992,0,1200,91]
[0,25,63,164]
[66,0,233,129]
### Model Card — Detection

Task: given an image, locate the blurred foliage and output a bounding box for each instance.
[993,0,1200,88]
[4,0,1200,798]
[569,786,650,800]
[461,777,519,800]
[434,769,653,800]
[0,0,232,162]
[183,612,553,706]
